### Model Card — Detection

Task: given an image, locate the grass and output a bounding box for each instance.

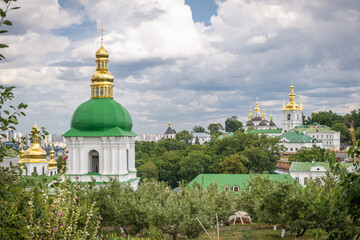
[186,224,327,240]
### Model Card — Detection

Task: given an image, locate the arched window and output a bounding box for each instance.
[126,149,129,171]
[50,171,53,176]
[304,177,308,185]
[224,186,230,191]
[97,62,100,69]
[233,186,239,192]
[33,167,37,173]
[42,167,45,175]
[96,87,99,97]
[101,62,105,69]
[100,88,103,97]
[287,114,291,120]
[89,150,99,173]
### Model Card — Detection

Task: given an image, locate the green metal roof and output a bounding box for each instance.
[294,123,336,133]
[63,98,136,137]
[280,131,321,143]
[290,162,353,172]
[188,174,294,191]
[249,129,282,134]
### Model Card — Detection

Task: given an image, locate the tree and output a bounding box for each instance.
[179,150,209,182]
[192,125,205,133]
[331,122,350,144]
[288,146,326,162]
[225,116,243,133]
[138,161,159,180]
[304,110,343,127]
[240,175,322,239]
[175,130,192,142]
[219,153,248,173]
[207,123,224,136]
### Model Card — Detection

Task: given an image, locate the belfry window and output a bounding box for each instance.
[96,87,99,97]
[287,114,291,120]
[101,62,105,69]
[100,88,103,97]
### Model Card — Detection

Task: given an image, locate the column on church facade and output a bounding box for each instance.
[71,137,78,173]
[102,137,109,174]
[130,140,136,172]
[119,139,127,174]
[109,137,116,174]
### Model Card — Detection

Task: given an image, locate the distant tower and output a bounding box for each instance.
[252,97,262,126]
[164,121,175,139]
[245,107,255,130]
[48,146,58,176]
[282,84,303,131]
[19,121,48,175]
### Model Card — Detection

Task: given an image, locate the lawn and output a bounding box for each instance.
[186,224,326,240]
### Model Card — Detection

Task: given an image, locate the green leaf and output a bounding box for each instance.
[10,7,20,10]
[0,9,5,17]
[0,44,9,48]
[0,30,8,34]
[4,110,9,115]
[3,20,12,26]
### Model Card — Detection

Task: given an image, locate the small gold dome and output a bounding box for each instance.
[96,45,109,58]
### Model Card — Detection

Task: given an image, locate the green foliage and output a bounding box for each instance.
[175,129,192,142]
[225,116,243,133]
[192,125,206,133]
[219,153,248,174]
[93,180,236,240]
[5,147,18,157]
[0,86,27,162]
[0,0,20,60]
[288,146,326,162]
[207,123,224,136]
[239,175,322,238]
[138,161,159,180]
[304,110,343,127]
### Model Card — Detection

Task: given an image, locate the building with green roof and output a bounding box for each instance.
[63,42,139,188]
[289,162,352,186]
[294,123,340,150]
[280,131,323,153]
[188,174,294,192]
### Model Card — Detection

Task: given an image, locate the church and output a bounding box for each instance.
[63,38,139,188]
[244,98,278,131]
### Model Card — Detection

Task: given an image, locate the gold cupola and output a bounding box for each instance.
[18,146,25,164]
[48,146,57,170]
[248,107,253,121]
[23,121,47,163]
[90,28,114,99]
[262,107,266,120]
[254,97,261,113]
[284,84,301,110]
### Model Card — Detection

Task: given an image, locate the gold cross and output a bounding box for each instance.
[99,25,105,44]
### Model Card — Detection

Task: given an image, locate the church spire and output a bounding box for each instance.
[90,26,114,99]
[254,97,261,113]
[262,107,266,120]
[248,107,253,121]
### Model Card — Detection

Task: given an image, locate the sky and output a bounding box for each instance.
[1,0,360,135]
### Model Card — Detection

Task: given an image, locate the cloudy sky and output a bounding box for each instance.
[1,0,359,135]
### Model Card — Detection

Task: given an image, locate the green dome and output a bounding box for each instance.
[63,98,136,137]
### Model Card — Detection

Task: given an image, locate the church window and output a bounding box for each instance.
[224,186,230,191]
[295,148,298,151]
[97,62,100,69]
[89,150,99,173]
[50,171,53,176]
[287,114,291,120]
[42,167,44,175]
[233,186,239,192]
[100,88,103,97]
[96,87,99,97]
[290,148,293,151]
[101,62,105,69]
[295,177,299,182]
[34,167,37,173]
